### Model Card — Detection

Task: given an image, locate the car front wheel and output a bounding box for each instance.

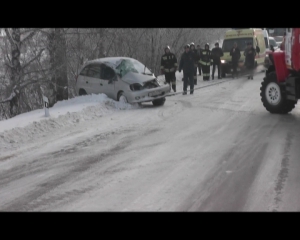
[79,89,87,96]
[118,92,128,103]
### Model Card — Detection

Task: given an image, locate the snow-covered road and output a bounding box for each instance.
[1,71,300,211]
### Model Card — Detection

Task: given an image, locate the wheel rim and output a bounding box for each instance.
[265,82,281,105]
[119,95,127,103]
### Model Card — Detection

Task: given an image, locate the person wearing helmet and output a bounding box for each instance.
[189,42,199,85]
[179,44,195,95]
[211,42,224,80]
[160,45,178,92]
[199,43,212,81]
[244,42,256,79]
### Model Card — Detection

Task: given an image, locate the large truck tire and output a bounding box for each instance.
[260,72,297,114]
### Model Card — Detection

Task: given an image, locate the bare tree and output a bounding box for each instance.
[0,28,229,121]
[0,28,44,117]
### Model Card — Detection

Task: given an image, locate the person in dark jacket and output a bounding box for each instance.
[160,45,178,92]
[179,44,195,95]
[197,45,202,76]
[211,42,224,80]
[230,42,241,79]
[199,43,212,81]
[190,42,199,85]
[244,42,257,79]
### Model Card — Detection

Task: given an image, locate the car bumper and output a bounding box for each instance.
[126,84,171,103]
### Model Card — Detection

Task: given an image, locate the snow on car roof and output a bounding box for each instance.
[87,57,136,69]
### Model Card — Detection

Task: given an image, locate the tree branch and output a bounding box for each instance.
[21,30,37,45]
[22,48,45,70]
[4,28,15,47]
[5,62,14,70]
[0,91,16,104]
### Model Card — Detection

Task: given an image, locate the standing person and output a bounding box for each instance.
[179,44,195,95]
[160,46,178,92]
[190,42,199,85]
[196,45,202,76]
[199,43,212,81]
[230,42,241,79]
[211,42,223,80]
[244,42,256,80]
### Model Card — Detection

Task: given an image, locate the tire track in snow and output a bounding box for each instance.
[270,132,294,212]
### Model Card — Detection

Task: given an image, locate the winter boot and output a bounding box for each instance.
[182,91,187,95]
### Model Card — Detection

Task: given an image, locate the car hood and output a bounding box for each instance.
[121,72,156,84]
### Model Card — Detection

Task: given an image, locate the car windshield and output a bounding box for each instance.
[115,58,152,77]
[269,38,278,47]
[222,38,253,52]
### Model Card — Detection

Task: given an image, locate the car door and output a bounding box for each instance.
[78,65,92,93]
[100,64,116,100]
[85,64,103,94]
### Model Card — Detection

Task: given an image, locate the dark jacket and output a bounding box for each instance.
[244,47,256,68]
[199,49,212,66]
[160,52,178,73]
[211,47,224,64]
[230,47,241,63]
[179,51,195,73]
[190,48,199,65]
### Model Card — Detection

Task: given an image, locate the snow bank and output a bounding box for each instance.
[0,94,136,150]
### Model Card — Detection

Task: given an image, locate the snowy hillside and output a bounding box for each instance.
[0,93,137,151]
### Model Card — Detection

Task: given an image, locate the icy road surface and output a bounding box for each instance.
[1,71,300,211]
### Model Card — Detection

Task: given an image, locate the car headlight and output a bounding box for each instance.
[221,60,226,64]
[130,83,143,91]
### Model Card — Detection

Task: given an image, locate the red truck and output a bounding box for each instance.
[260,28,300,114]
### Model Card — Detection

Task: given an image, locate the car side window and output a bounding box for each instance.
[79,66,90,76]
[86,64,101,79]
[101,64,116,80]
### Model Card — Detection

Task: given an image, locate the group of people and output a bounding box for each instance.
[160,42,224,95]
[234,41,260,80]
[160,41,259,95]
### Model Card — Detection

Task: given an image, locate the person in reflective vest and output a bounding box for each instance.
[199,43,212,81]
[160,45,178,92]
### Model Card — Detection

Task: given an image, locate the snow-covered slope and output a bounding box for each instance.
[0,93,136,151]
